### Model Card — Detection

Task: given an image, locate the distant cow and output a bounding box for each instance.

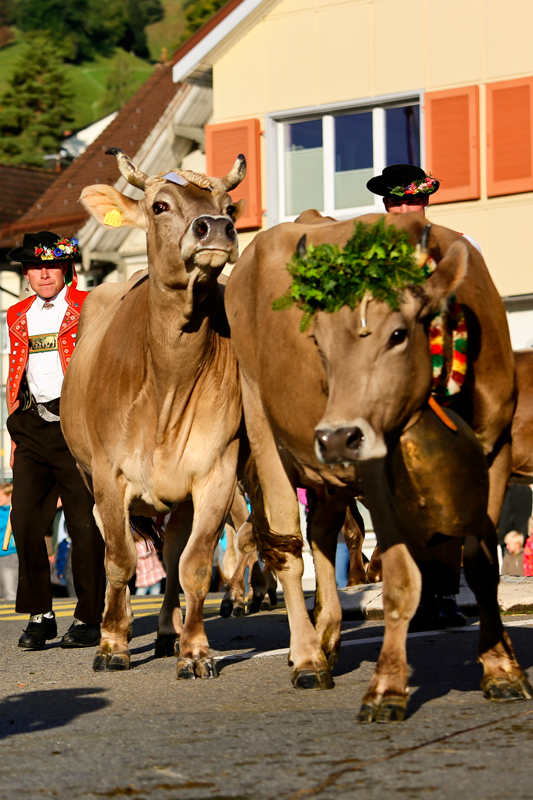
[225,211,532,720]
[62,149,247,677]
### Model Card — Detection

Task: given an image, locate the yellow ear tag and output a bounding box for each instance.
[104,209,122,227]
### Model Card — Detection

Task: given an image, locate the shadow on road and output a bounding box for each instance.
[0,688,110,740]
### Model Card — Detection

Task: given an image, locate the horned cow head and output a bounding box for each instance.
[79,148,247,275]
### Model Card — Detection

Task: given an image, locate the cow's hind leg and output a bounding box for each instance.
[220,520,254,618]
[92,475,136,672]
[344,502,368,586]
[463,522,533,702]
[357,543,421,723]
[154,502,193,658]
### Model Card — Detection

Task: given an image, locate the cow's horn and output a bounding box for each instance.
[105,147,147,191]
[221,154,246,191]
[297,235,307,258]
[415,223,432,268]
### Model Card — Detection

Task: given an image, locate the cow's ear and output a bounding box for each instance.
[79,185,147,231]
[232,199,246,221]
[418,240,468,317]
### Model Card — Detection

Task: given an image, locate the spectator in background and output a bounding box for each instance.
[498,484,532,559]
[0,483,16,601]
[502,531,525,576]
[135,538,166,596]
[523,517,533,577]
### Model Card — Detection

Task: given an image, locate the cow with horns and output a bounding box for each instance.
[225,210,533,721]
[61,148,247,677]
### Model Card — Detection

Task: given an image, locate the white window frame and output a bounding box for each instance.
[266,91,425,228]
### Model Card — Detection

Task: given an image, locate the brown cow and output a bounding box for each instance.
[61,149,246,677]
[225,211,531,719]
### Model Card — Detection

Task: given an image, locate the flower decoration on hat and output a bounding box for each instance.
[389,176,438,198]
[34,237,78,262]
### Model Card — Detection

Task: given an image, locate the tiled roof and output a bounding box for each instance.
[0,62,178,251]
[0,164,57,226]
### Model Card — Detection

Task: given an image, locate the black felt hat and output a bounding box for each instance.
[8,231,79,265]
[366,164,440,198]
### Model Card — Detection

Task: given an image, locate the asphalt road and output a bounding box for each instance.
[1,595,533,800]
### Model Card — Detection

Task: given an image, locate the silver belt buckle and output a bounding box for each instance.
[36,403,60,423]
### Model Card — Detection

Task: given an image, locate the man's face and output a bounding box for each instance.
[384,196,429,215]
[23,262,67,299]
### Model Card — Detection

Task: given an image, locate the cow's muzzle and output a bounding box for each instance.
[181,215,239,268]
[315,419,387,463]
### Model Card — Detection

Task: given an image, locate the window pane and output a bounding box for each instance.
[334,113,374,209]
[385,105,420,166]
[284,120,323,215]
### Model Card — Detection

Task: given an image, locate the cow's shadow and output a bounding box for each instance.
[0,687,109,740]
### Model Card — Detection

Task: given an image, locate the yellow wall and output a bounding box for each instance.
[212,0,533,297]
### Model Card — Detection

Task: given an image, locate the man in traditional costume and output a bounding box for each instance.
[6,231,105,650]
[367,165,474,630]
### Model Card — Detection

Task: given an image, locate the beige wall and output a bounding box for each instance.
[212,0,533,297]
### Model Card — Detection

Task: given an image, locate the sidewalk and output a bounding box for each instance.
[306,575,533,619]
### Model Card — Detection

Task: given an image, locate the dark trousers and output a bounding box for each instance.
[7,403,106,623]
[411,537,462,597]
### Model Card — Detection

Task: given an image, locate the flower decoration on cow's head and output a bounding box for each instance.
[272,218,426,332]
[366,164,440,199]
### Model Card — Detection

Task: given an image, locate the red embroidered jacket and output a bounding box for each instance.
[7,285,88,409]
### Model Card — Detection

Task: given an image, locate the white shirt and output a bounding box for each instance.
[461,233,482,254]
[7,286,68,403]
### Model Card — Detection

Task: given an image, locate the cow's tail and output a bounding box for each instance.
[130,515,165,552]
[243,456,303,571]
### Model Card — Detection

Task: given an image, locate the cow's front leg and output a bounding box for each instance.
[154,501,193,658]
[307,494,346,667]
[220,486,253,617]
[92,474,136,672]
[358,543,421,723]
[343,502,368,586]
[177,461,238,680]
[463,523,533,702]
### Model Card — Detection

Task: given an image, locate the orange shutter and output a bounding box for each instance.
[205,118,262,230]
[487,78,533,197]
[425,86,480,203]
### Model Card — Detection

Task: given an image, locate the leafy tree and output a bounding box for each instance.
[0,0,15,48]
[101,50,137,114]
[118,0,164,59]
[0,35,74,166]
[178,0,228,44]
[14,0,128,62]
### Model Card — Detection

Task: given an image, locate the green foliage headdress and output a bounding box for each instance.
[272,218,427,332]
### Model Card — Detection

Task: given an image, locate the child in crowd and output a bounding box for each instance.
[523,517,533,577]
[135,538,166,595]
[502,530,525,576]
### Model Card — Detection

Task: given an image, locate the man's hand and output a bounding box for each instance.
[10,440,16,468]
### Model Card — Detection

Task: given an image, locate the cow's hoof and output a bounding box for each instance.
[219,599,233,618]
[247,596,264,614]
[482,674,533,701]
[127,624,134,643]
[154,633,179,659]
[194,657,219,680]
[107,652,130,671]
[93,653,110,672]
[260,597,272,612]
[376,696,407,724]
[231,604,246,618]
[176,658,196,680]
[356,703,378,724]
[291,669,334,690]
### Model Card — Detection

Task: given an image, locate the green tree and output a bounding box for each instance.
[0,35,74,166]
[178,0,228,45]
[14,0,128,62]
[118,0,164,58]
[101,50,136,114]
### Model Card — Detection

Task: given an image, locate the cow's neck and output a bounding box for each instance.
[146,268,222,438]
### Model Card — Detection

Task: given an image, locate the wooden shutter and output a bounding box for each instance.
[205,118,262,230]
[487,78,533,197]
[425,86,480,203]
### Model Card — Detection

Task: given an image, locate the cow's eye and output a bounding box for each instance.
[226,205,237,219]
[153,201,169,215]
[388,328,407,348]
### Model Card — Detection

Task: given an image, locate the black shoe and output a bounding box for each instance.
[409,595,443,633]
[437,595,467,628]
[18,613,57,650]
[60,620,101,648]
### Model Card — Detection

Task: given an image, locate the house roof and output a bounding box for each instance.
[0,164,57,226]
[0,62,178,252]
